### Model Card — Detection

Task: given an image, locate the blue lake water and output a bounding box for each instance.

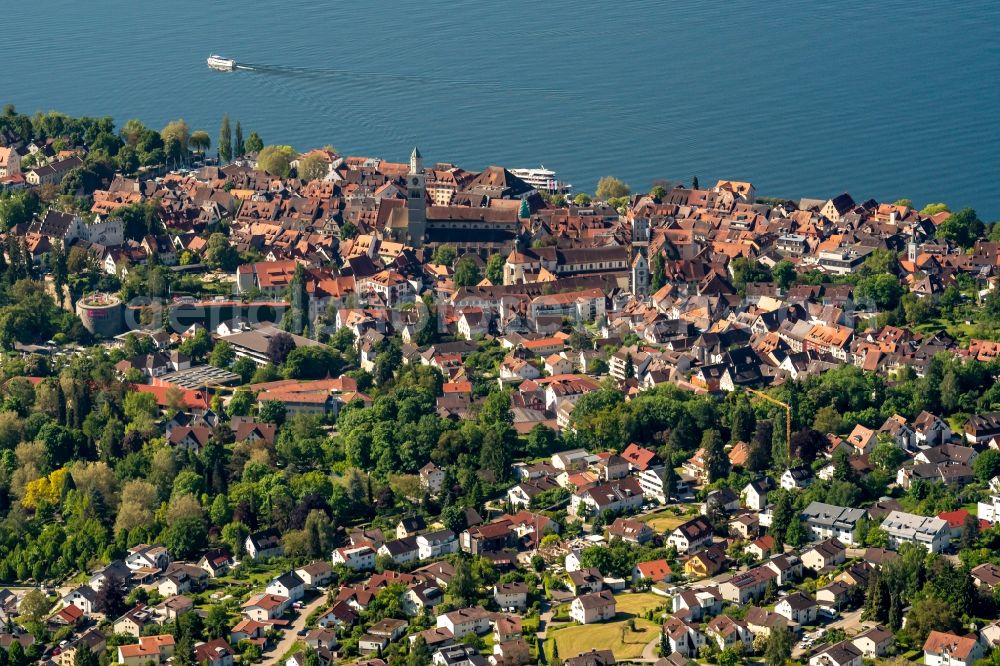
[4,0,1000,218]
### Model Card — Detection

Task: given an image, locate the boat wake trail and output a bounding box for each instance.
[233,62,571,96]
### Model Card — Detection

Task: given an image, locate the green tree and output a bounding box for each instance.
[573,193,591,206]
[453,256,482,288]
[259,400,287,425]
[650,253,666,292]
[0,190,41,229]
[205,604,231,639]
[595,176,630,200]
[406,636,431,666]
[447,559,477,606]
[209,340,235,368]
[245,131,263,154]
[771,259,795,289]
[161,119,191,154]
[73,643,97,666]
[228,389,254,417]
[297,153,329,181]
[219,114,232,163]
[920,202,950,216]
[857,274,902,310]
[485,253,504,284]
[160,515,208,560]
[937,207,983,248]
[234,120,244,156]
[205,232,240,271]
[702,429,728,482]
[432,245,457,266]
[763,627,791,666]
[18,588,50,623]
[870,441,906,472]
[904,595,960,642]
[189,130,211,157]
[283,346,343,380]
[729,394,755,444]
[257,145,295,177]
[974,449,1000,483]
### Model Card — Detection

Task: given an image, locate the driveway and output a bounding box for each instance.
[791,609,866,660]
[263,594,328,664]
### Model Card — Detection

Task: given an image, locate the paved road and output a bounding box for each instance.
[638,635,661,662]
[263,594,328,665]
[536,607,554,640]
[791,609,866,660]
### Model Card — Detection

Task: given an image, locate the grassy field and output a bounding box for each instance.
[614,592,667,617]
[641,509,689,532]
[548,617,659,660]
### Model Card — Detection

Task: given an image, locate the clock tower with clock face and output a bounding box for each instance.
[406,146,427,247]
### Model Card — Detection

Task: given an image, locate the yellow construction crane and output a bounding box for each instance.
[745,388,792,460]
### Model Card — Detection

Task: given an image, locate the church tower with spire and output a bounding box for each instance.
[406,146,427,247]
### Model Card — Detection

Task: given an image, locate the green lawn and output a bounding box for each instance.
[614,592,666,617]
[548,617,659,660]
[641,508,689,532]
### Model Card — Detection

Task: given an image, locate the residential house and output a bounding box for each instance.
[607,517,654,545]
[632,559,672,585]
[671,588,722,621]
[719,567,776,604]
[567,568,605,595]
[461,521,515,555]
[421,463,446,494]
[493,583,529,611]
[396,516,427,538]
[746,535,775,561]
[923,630,983,666]
[112,605,158,637]
[245,528,283,559]
[660,616,705,657]
[417,530,459,560]
[563,649,617,666]
[63,586,98,616]
[118,635,175,666]
[198,549,233,578]
[764,554,803,586]
[846,424,878,455]
[266,572,305,603]
[809,641,862,666]
[816,581,850,611]
[433,644,486,666]
[742,478,773,512]
[801,502,866,545]
[965,413,1000,445]
[436,607,493,639]
[684,545,728,578]
[194,639,235,666]
[705,615,751,650]
[802,539,846,573]
[851,625,894,659]
[880,510,950,553]
[379,537,421,565]
[775,592,818,624]
[241,594,289,622]
[570,590,616,624]
[667,517,713,554]
[914,411,952,447]
[126,544,172,572]
[780,466,813,490]
[971,563,1000,591]
[332,546,377,571]
[570,477,644,517]
[295,562,334,589]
